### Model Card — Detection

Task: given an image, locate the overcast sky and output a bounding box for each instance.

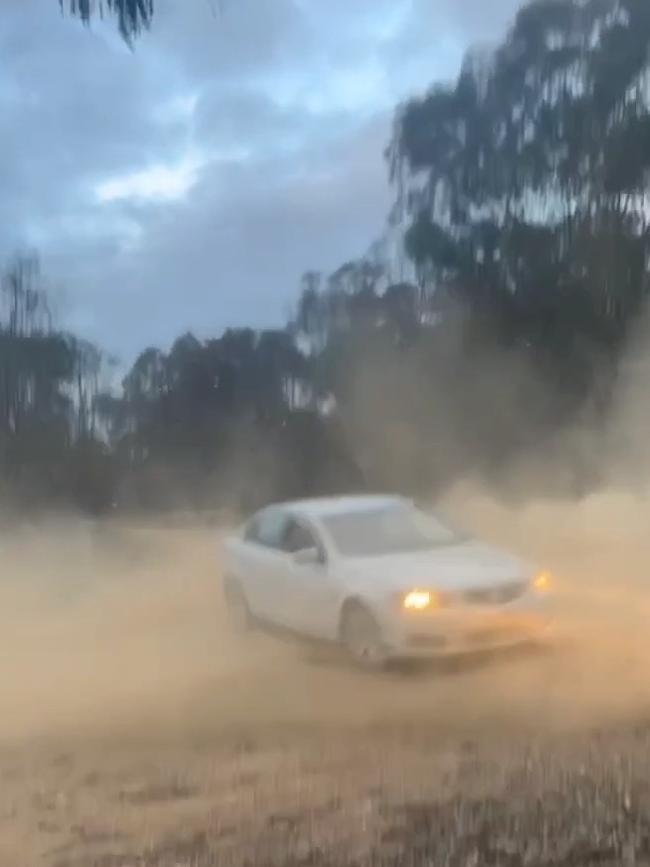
[1,0,523,364]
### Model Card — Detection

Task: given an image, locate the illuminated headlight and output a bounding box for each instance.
[532,571,552,593]
[403,590,436,611]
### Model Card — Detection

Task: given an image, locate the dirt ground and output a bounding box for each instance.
[2,490,650,866]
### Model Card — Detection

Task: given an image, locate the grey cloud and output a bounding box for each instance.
[380,0,525,98]
[1,0,529,366]
[439,0,525,41]
[54,113,393,362]
[195,87,305,152]
[0,1,191,265]
[152,0,306,83]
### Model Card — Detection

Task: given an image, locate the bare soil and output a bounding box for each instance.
[2,491,650,866]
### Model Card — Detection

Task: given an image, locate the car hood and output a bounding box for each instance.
[343,540,534,594]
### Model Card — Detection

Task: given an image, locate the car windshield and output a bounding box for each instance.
[322,506,464,558]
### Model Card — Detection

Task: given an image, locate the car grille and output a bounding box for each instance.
[463,581,526,606]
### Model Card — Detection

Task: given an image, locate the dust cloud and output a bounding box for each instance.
[1,493,650,750]
[3,344,650,866]
[2,321,650,749]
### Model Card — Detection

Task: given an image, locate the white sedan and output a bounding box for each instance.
[222,495,553,667]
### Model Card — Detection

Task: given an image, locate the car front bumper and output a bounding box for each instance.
[378,593,553,659]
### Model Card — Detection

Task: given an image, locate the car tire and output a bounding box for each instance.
[340,602,388,670]
[224,580,252,634]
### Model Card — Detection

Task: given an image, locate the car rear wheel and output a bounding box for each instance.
[224,581,252,634]
[340,602,388,669]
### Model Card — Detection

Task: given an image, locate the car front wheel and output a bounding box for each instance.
[340,602,388,669]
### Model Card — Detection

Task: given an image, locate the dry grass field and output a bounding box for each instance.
[2,489,650,866]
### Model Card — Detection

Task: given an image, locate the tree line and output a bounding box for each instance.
[12,0,650,515]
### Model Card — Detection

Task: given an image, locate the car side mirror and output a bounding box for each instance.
[294,547,323,566]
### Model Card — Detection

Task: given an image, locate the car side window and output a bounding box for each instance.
[283,519,317,554]
[245,509,288,550]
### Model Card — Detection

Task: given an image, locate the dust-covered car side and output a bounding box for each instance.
[222,495,553,667]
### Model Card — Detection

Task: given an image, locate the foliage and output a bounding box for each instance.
[61,0,154,44]
[0,254,114,513]
[11,0,650,512]
[389,0,650,358]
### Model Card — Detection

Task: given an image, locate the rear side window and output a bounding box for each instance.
[244,509,287,550]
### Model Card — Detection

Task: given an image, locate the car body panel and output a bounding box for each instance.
[222,495,552,659]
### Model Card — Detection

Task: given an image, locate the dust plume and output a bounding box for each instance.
[2,315,650,749]
[0,503,649,751]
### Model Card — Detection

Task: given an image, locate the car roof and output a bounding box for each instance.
[266,494,409,520]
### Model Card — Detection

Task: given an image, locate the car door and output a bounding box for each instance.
[280,517,340,639]
[238,508,290,624]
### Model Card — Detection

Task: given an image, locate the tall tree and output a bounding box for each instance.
[0,254,115,511]
[390,0,650,366]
